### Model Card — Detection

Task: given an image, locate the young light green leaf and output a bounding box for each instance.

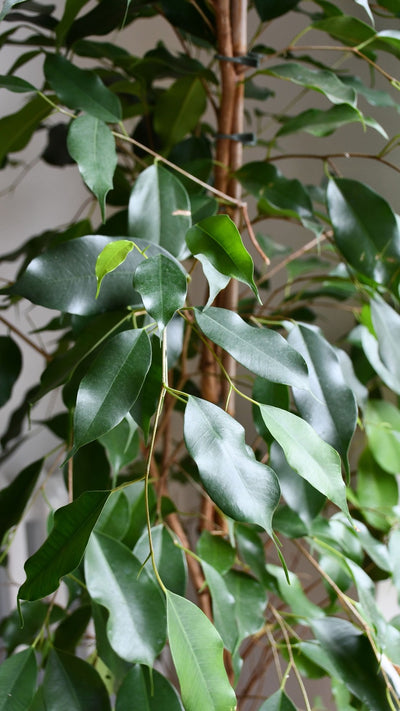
[43,648,111,711]
[73,329,151,451]
[278,104,387,138]
[0,335,22,406]
[19,491,109,601]
[259,405,349,517]
[287,323,357,478]
[128,164,191,260]
[95,240,134,298]
[0,74,36,92]
[115,665,184,711]
[258,689,297,711]
[186,215,260,301]
[0,647,37,711]
[195,307,309,389]
[260,63,356,105]
[67,115,117,223]
[327,178,400,290]
[44,54,121,123]
[134,524,187,597]
[166,590,237,711]
[153,76,207,148]
[85,531,166,665]
[134,254,187,332]
[184,396,280,535]
[0,458,43,543]
[365,400,400,474]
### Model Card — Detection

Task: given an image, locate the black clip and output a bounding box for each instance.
[215,132,257,146]
[215,52,260,68]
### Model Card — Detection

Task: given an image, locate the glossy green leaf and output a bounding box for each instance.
[359,325,400,394]
[0,336,22,407]
[259,405,349,517]
[19,491,109,601]
[224,569,267,649]
[195,307,309,389]
[53,605,92,654]
[287,323,357,477]
[267,564,324,620]
[327,178,400,290]
[130,336,162,441]
[311,618,392,710]
[365,400,400,474]
[95,240,134,297]
[95,490,130,540]
[278,104,387,138]
[0,0,27,20]
[0,458,43,542]
[270,442,325,526]
[128,164,191,260]
[369,295,400,391]
[254,0,299,20]
[260,63,356,105]
[115,665,184,711]
[67,441,111,499]
[186,215,259,301]
[67,115,117,222]
[199,256,230,307]
[312,15,375,45]
[0,647,37,711]
[200,561,236,654]
[44,54,121,123]
[356,448,398,531]
[0,74,36,92]
[73,329,151,451]
[236,162,313,222]
[133,524,187,596]
[134,254,187,332]
[184,396,280,535]
[0,94,52,164]
[43,649,111,711]
[196,530,235,575]
[258,690,297,711]
[85,531,166,665]
[153,76,207,148]
[99,416,139,477]
[166,590,237,711]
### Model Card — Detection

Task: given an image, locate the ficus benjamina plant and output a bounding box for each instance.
[1,0,400,709]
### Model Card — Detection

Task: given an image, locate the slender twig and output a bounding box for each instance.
[0,314,51,361]
[268,152,400,176]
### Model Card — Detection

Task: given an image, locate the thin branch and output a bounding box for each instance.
[268,152,400,175]
[0,314,51,361]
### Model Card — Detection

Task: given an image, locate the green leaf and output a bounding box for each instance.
[134,254,187,332]
[200,561,237,654]
[254,0,299,20]
[99,416,139,477]
[312,15,375,45]
[73,329,151,451]
[95,240,134,298]
[287,323,357,477]
[0,336,22,407]
[0,602,63,654]
[0,647,37,711]
[0,0,27,21]
[359,325,400,394]
[260,63,356,105]
[43,649,111,711]
[365,400,400,474]
[369,295,400,391]
[153,76,207,148]
[196,530,235,575]
[184,396,280,535]
[236,162,313,222]
[0,94,52,164]
[128,164,191,260]
[18,491,109,601]
[115,665,184,711]
[133,524,187,596]
[311,618,392,710]
[266,564,324,620]
[53,604,92,653]
[328,178,400,290]
[356,448,398,531]
[67,115,117,222]
[186,215,259,301]
[270,442,325,526]
[278,104,387,138]
[166,590,237,711]
[0,73,36,92]
[195,307,309,389]
[44,54,121,123]
[353,0,374,23]
[0,458,43,543]
[258,690,297,711]
[224,569,267,649]
[85,531,166,665]
[259,405,349,517]
[95,490,130,540]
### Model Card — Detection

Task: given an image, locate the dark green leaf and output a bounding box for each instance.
[365,400,400,474]
[85,531,166,665]
[252,378,290,443]
[0,647,37,711]
[258,690,297,711]
[235,524,271,587]
[128,164,191,259]
[0,336,22,407]
[270,442,325,526]
[0,74,36,92]
[19,491,109,601]
[67,115,117,222]
[254,0,299,20]
[260,63,356,105]
[288,323,357,477]
[55,0,90,46]
[99,416,139,477]
[195,307,309,389]
[115,665,184,711]
[0,0,27,20]
[327,178,400,290]
[67,441,111,499]
[186,215,259,301]
[0,458,43,543]
[153,77,207,148]
[73,329,151,451]
[236,162,313,222]
[133,524,187,596]
[134,254,187,332]
[43,649,111,711]
[196,530,235,575]
[130,336,162,441]
[184,396,280,535]
[278,104,386,138]
[260,405,349,517]
[44,54,121,123]
[53,605,92,653]
[166,590,237,711]
[0,95,52,164]
[0,601,63,653]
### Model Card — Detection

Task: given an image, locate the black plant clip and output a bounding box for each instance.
[215,52,261,68]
